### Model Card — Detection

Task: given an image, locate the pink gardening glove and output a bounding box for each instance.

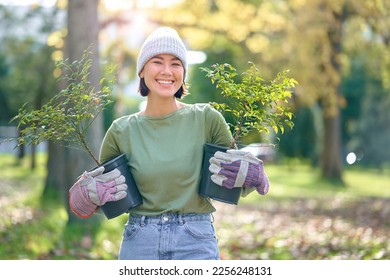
[69,167,128,218]
[209,149,270,195]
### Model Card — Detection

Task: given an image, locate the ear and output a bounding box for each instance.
[139,70,144,79]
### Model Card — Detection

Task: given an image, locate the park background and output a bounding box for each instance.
[0,0,389,260]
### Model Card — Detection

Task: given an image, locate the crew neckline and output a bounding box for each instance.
[137,104,191,120]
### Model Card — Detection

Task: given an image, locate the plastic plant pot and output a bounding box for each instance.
[99,154,143,219]
[198,143,242,204]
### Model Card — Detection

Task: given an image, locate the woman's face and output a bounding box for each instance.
[140,54,184,99]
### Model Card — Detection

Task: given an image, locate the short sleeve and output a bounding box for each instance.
[204,104,234,148]
[99,122,121,164]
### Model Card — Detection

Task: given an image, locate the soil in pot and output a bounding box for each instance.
[198,143,242,204]
[99,154,143,219]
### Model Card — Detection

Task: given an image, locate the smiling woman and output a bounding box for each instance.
[68,26,233,260]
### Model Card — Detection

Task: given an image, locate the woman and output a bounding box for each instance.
[69,26,270,260]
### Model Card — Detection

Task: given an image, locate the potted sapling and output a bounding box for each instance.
[199,62,297,204]
[9,49,142,219]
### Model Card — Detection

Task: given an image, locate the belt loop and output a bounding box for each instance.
[178,213,184,225]
[140,216,146,227]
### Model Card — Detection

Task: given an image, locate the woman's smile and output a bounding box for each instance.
[157,79,174,85]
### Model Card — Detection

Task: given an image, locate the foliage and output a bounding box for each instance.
[9,49,116,165]
[341,54,390,169]
[202,62,297,147]
[277,105,321,164]
[0,4,63,125]
[355,85,390,168]
[0,54,12,123]
[149,0,390,174]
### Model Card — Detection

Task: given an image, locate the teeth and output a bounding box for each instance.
[157,80,173,84]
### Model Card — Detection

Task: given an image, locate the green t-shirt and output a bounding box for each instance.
[99,103,233,215]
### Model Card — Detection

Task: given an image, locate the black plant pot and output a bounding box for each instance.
[99,154,142,219]
[198,143,242,204]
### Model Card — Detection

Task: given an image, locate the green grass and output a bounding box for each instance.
[0,153,389,260]
[242,162,390,204]
[0,153,68,259]
[217,161,390,260]
[0,153,127,259]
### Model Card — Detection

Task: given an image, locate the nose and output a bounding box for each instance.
[160,62,173,75]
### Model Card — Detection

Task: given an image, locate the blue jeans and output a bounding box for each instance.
[118,212,220,260]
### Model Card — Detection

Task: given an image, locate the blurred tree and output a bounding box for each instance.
[0,54,11,123]
[285,0,349,182]
[287,0,389,180]
[357,0,390,88]
[356,80,390,169]
[278,105,321,165]
[99,9,138,117]
[342,53,390,169]
[340,58,365,152]
[147,0,390,182]
[0,4,61,167]
[56,0,103,224]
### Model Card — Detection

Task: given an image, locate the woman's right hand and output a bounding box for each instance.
[69,167,128,218]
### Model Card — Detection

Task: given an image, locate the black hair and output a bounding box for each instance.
[138,78,188,99]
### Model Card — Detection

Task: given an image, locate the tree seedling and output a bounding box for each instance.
[8,49,116,165]
[201,62,298,148]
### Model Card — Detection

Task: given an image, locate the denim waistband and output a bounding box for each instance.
[128,213,213,226]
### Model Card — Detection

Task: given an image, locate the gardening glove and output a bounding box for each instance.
[209,149,270,195]
[69,167,128,218]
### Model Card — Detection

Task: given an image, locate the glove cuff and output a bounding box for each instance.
[69,181,98,219]
[255,172,270,195]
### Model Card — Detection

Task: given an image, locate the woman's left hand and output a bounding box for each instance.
[209,149,270,195]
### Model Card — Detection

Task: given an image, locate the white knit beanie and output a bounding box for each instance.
[137,26,188,79]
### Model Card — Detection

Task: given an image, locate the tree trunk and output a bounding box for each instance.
[321,112,343,182]
[44,0,103,223]
[66,0,103,223]
[43,141,66,202]
[30,144,36,170]
[319,7,345,183]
